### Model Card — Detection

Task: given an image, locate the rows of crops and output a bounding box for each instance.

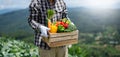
[0,37,74,57]
[0,37,39,57]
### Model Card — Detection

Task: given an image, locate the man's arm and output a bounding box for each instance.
[62,9,68,18]
[28,1,50,38]
[28,1,39,31]
[62,2,69,19]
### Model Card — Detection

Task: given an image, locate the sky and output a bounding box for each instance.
[65,0,120,8]
[0,0,120,10]
[0,0,30,10]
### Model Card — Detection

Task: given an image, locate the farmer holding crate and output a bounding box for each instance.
[28,0,68,57]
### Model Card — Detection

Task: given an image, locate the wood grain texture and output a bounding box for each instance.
[42,30,79,47]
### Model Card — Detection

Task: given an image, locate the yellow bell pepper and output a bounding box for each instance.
[50,24,58,33]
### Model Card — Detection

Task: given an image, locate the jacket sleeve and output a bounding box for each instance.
[62,8,68,18]
[62,2,69,19]
[28,1,39,31]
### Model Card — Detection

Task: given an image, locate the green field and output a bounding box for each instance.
[0,8,120,57]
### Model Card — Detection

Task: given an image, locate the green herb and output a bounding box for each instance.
[47,9,55,19]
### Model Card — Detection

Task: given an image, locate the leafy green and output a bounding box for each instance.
[62,18,71,24]
[0,37,39,57]
[0,37,77,57]
[64,23,77,32]
[47,9,55,19]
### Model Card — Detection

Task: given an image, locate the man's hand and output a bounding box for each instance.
[31,20,50,38]
[39,25,50,38]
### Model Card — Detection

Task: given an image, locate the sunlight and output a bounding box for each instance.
[82,0,117,8]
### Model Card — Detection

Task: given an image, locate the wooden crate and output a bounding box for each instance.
[42,30,79,47]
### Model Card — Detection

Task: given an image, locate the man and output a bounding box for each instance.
[28,0,68,57]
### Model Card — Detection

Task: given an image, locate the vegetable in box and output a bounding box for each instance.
[47,9,77,33]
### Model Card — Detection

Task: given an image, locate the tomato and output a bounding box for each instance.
[59,21,68,29]
[63,23,68,29]
[56,21,61,26]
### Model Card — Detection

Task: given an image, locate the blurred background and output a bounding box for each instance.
[0,0,120,57]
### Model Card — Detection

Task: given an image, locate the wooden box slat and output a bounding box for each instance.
[42,30,79,47]
[48,39,78,47]
[50,30,78,37]
[49,35,77,42]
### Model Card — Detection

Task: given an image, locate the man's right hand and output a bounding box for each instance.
[39,25,50,38]
[31,20,50,38]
